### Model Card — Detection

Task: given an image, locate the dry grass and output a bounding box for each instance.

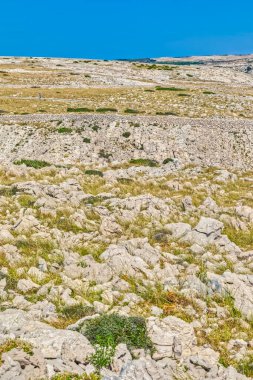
[1,58,253,117]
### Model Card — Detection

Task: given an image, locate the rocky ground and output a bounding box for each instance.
[0,56,253,380]
[0,55,253,118]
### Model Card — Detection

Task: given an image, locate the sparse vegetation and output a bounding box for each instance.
[223,226,253,250]
[156,111,178,116]
[0,56,253,380]
[155,86,187,91]
[163,157,174,164]
[14,159,51,169]
[67,107,94,113]
[96,108,117,113]
[52,374,101,380]
[85,169,103,177]
[81,313,153,352]
[129,158,158,167]
[57,127,73,133]
[124,108,139,114]
[0,339,33,365]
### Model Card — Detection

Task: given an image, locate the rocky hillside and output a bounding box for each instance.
[0,56,253,380]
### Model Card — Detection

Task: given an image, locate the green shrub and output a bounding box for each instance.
[92,125,100,132]
[124,109,139,114]
[14,159,51,169]
[99,150,112,159]
[57,127,72,133]
[83,138,91,143]
[67,107,94,113]
[129,158,158,167]
[134,63,173,71]
[163,158,174,164]
[80,314,153,370]
[122,131,131,138]
[96,108,117,113]
[80,314,153,353]
[203,91,215,95]
[155,86,186,91]
[178,93,190,97]
[85,170,103,177]
[90,338,115,370]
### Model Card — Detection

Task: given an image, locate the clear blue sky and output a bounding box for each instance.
[1,0,253,59]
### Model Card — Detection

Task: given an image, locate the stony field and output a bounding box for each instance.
[0,56,253,380]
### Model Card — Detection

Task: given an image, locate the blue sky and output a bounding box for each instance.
[1,0,253,59]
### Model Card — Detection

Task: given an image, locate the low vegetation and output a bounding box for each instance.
[96,108,117,113]
[67,107,94,113]
[0,339,33,365]
[80,314,153,370]
[129,158,158,167]
[14,159,51,169]
[51,374,101,380]
[57,127,73,133]
[85,170,103,177]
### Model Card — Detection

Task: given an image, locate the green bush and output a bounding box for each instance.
[124,109,139,114]
[57,127,73,133]
[85,170,103,177]
[163,158,174,164]
[99,150,112,159]
[80,314,153,358]
[92,125,100,132]
[14,159,51,169]
[122,131,131,138]
[67,107,94,113]
[96,108,117,113]
[129,158,158,167]
[90,338,115,370]
[178,93,190,97]
[203,91,215,95]
[155,86,186,91]
[83,138,91,143]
